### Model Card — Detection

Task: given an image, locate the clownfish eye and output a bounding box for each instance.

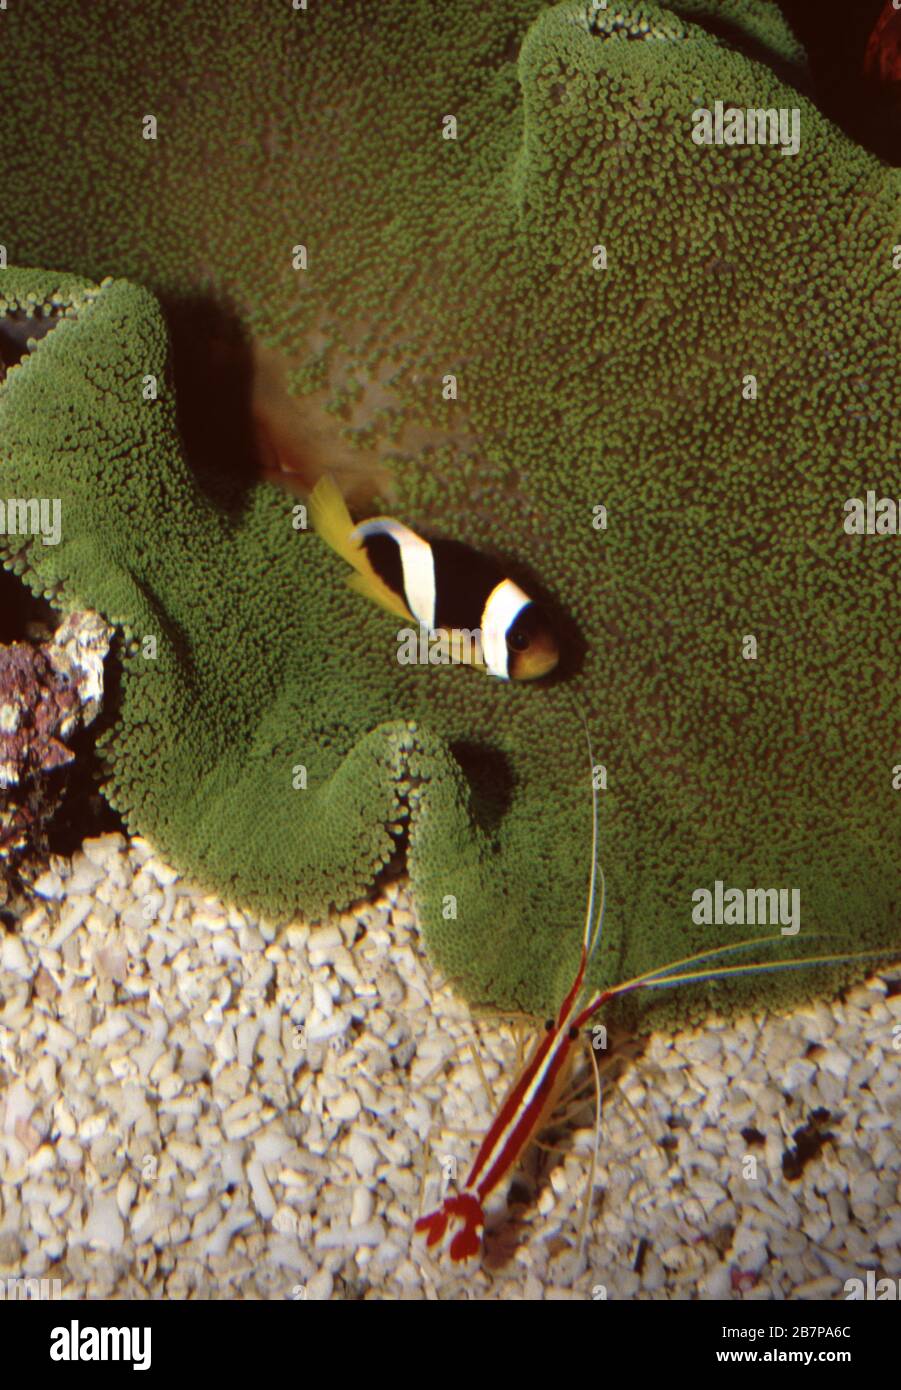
[507,629,530,652]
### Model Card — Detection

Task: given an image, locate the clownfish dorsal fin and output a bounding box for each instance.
[309,476,414,623]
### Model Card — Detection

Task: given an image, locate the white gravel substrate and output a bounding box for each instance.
[0,832,898,1300]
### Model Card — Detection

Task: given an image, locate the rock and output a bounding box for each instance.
[819,1046,853,1082]
[305,1269,333,1300]
[327,1091,361,1123]
[247,1159,276,1221]
[32,868,64,899]
[0,613,112,872]
[83,1194,125,1251]
[0,1232,23,1267]
[1,933,31,976]
[350,1187,374,1228]
[345,1133,379,1180]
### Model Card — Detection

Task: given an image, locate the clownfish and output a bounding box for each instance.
[309,476,559,680]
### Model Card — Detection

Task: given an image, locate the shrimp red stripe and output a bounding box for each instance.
[414,946,591,1259]
[466,948,588,1194]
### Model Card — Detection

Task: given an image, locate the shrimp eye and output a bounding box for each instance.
[568,1025,578,1041]
[544,1018,555,1032]
[507,629,530,652]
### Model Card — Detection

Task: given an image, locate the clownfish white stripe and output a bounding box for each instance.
[481,578,531,680]
[354,518,437,629]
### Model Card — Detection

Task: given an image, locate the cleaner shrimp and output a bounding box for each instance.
[414,720,893,1266]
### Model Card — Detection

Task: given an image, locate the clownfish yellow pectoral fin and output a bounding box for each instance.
[346,569,414,623]
[309,476,414,624]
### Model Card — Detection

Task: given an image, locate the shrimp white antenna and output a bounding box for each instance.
[573,1029,603,1267]
[579,711,598,955]
[588,864,607,967]
[578,711,607,966]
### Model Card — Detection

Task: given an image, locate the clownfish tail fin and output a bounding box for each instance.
[308,475,365,574]
[310,475,414,623]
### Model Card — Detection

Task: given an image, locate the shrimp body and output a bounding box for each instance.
[416,945,610,1262]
